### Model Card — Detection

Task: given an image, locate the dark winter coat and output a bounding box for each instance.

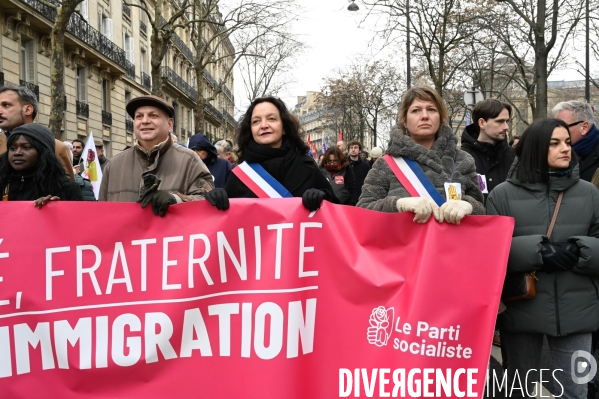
[226,140,338,202]
[578,138,599,182]
[349,157,370,205]
[487,163,599,336]
[188,133,233,188]
[3,174,82,201]
[318,163,355,205]
[460,123,515,197]
[357,125,485,214]
[75,174,97,201]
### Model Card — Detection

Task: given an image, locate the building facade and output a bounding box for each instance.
[0,0,235,156]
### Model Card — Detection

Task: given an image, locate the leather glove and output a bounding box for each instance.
[205,188,230,210]
[540,242,579,272]
[302,189,326,212]
[438,200,473,225]
[139,174,160,200]
[396,197,440,223]
[141,190,177,217]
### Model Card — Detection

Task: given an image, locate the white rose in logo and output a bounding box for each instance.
[367,306,394,347]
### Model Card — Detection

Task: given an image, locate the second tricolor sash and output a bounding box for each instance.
[232,161,293,198]
[383,154,445,207]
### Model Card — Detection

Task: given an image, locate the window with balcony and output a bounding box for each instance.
[125,91,133,134]
[123,33,134,63]
[76,0,89,20]
[76,67,88,118]
[20,38,34,84]
[99,11,113,41]
[101,79,112,126]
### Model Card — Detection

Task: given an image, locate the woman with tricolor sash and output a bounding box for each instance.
[357,85,485,223]
[205,97,338,210]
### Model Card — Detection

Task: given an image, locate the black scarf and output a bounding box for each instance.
[243,138,297,183]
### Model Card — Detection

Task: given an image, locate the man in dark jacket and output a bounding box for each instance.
[347,140,371,205]
[553,101,599,182]
[188,133,233,189]
[461,99,514,199]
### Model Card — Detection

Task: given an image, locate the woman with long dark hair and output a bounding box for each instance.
[487,118,599,398]
[0,124,82,206]
[318,146,355,205]
[205,97,337,210]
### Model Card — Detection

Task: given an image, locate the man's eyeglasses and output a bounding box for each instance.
[567,120,585,128]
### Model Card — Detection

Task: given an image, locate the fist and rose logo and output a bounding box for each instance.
[367,306,394,347]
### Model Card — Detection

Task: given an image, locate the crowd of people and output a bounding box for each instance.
[1,82,599,398]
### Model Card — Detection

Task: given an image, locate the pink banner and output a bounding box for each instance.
[0,200,513,398]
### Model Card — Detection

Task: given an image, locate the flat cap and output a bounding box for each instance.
[126,95,175,118]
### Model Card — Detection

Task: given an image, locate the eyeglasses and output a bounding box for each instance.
[567,121,585,128]
[326,160,339,165]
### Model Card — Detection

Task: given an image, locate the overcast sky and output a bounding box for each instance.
[233,0,383,113]
[232,0,593,115]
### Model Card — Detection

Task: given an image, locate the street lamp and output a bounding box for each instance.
[348,1,359,11]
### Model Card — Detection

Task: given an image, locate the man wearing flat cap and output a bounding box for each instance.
[99,95,214,216]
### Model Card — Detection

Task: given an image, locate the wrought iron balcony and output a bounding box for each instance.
[19,80,39,101]
[124,59,135,80]
[141,72,151,90]
[223,109,236,127]
[76,101,89,118]
[203,70,218,90]
[172,32,194,62]
[221,82,234,102]
[17,0,128,70]
[122,2,131,19]
[125,117,133,134]
[204,102,223,122]
[140,20,147,35]
[160,66,198,100]
[102,110,112,126]
[66,13,127,69]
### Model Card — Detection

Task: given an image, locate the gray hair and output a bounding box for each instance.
[215,139,232,153]
[552,101,595,126]
[0,85,38,120]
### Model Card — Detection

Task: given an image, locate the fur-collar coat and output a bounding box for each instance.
[356,125,485,214]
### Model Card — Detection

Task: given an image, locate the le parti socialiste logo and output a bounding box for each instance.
[367,306,394,347]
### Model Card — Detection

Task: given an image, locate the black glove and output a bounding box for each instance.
[141,190,177,217]
[205,188,230,210]
[302,189,326,212]
[139,174,161,202]
[540,241,579,272]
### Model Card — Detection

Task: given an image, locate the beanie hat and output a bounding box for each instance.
[370,147,383,158]
[10,123,55,152]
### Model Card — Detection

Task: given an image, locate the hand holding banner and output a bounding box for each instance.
[0,200,513,398]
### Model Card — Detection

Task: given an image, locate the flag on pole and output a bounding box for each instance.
[307,134,311,148]
[81,132,104,199]
[312,143,317,155]
[338,130,343,141]
[322,137,327,153]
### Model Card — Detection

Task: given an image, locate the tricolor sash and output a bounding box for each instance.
[232,161,293,198]
[383,154,445,207]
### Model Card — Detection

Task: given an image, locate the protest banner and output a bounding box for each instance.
[0,200,513,398]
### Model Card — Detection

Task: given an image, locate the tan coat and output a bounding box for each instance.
[0,132,75,180]
[99,138,214,202]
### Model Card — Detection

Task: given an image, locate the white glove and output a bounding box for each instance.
[396,197,440,223]
[438,200,473,224]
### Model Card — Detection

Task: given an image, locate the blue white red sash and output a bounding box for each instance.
[383,154,445,207]
[232,161,293,198]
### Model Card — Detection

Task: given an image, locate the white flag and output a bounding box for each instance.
[81,132,104,199]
